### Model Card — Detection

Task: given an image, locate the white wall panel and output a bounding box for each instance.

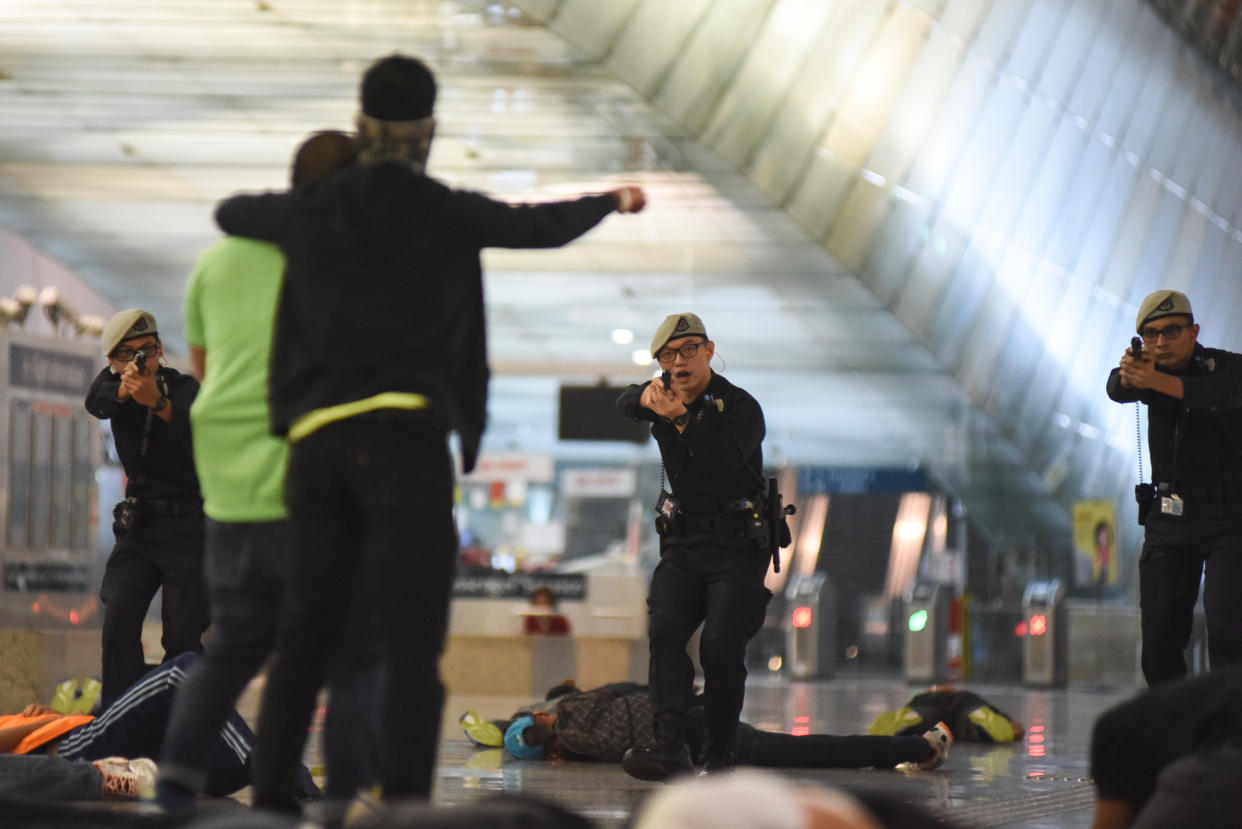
[1097,170,1162,299]
[747,1,888,202]
[971,0,1034,62]
[867,30,964,182]
[604,0,710,96]
[654,0,776,133]
[1011,118,1089,256]
[904,52,993,200]
[1004,0,1064,81]
[1036,0,1108,102]
[701,0,820,165]
[547,0,640,60]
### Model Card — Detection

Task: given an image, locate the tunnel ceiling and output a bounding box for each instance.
[5,0,1242,562]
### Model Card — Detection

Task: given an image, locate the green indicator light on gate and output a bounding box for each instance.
[908,609,928,632]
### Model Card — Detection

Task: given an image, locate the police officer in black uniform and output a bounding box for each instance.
[1107,289,1242,686]
[86,309,208,709]
[616,312,772,780]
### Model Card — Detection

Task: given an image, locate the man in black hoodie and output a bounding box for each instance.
[214,54,645,812]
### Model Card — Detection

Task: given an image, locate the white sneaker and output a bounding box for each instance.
[93,756,158,800]
[918,721,953,770]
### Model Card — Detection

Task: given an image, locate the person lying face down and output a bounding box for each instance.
[500,682,953,774]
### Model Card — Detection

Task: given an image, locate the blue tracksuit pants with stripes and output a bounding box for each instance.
[56,652,251,796]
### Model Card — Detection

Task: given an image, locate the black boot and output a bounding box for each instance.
[622,713,693,782]
[700,730,738,774]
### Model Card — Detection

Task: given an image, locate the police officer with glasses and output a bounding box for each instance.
[1107,290,1242,686]
[616,312,772,780]
[86,309,207,710]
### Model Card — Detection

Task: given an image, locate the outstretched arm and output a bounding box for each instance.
[461,186,645,250]
[214,192,292,242]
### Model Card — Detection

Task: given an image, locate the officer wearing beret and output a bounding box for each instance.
[616,313,772,780]
[1107,290,1242,685]
[85,309,207,709]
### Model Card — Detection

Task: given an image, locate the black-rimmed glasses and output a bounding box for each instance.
[111,343,159,362]
[656,340,706,364]
[1139,323,1185,344]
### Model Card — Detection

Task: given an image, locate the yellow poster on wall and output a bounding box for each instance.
[1073,500,1117,585]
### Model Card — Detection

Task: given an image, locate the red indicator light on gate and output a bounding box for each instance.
[1014,620,1027,637]
[1029,614,1048,636]
[791,606,813,629]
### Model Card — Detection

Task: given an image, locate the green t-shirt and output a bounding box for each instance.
[183,236,289,522]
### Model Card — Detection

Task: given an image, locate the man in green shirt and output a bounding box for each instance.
[156,132,378,816]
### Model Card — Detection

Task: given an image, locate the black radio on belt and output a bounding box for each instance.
[654,490,680,536]
[1136,482,1182,525]
[112,499,139,536]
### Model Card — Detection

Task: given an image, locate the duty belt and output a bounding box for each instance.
[679,513,743,533]
[678,499,759,534]
[1177,483,1242,504]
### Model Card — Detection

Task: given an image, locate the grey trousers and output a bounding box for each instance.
[0,754,101,800]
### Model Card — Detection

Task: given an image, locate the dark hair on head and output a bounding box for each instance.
[530,586,556,604]
[545,681,578,701]
[361,54,437,121]
[290,131,357,188]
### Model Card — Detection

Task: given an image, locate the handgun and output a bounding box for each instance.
[1130,336,1143,357]
[660,370,671,390]
[134,349,147,374]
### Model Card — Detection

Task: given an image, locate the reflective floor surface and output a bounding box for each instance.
[70,671,1137,827]
[425,674,1136,829]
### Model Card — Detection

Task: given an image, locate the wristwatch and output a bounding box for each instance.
[152,394,169,413]
[671,411,690,427]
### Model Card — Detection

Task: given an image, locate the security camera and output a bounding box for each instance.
[0,299,24,326]
[0,285,37,327]
[74,314,105,338]
[39,285,81,330]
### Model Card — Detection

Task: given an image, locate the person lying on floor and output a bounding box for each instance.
[0,651,318,801]
[869,685,1025,743]
[488,680,952,773]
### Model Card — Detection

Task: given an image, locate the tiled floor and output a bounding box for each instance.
[424,673,1134,828]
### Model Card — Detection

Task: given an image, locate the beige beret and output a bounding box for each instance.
[101,309,158,356]
[649,313,708,355]
[1136,290,1193,333]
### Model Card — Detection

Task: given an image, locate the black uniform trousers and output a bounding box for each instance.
[1139,508,1242,685]
[647,529,771,747]
[679,707,933,768]
[736,723,932,769]
[99,511,208,710]
[251,410,457,811]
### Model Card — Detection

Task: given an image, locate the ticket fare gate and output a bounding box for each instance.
[905,580,950,683]
[785,573,835,679]
[1022,579,1067,687]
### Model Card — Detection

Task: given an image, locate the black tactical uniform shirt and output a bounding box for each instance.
[618,371,765,510]
[85,366,201,500]
[1107,343,1242,494]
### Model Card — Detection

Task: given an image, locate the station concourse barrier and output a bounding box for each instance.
[904,580,951,684]
[784,573,835,680]
[1022,579,1068,688]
